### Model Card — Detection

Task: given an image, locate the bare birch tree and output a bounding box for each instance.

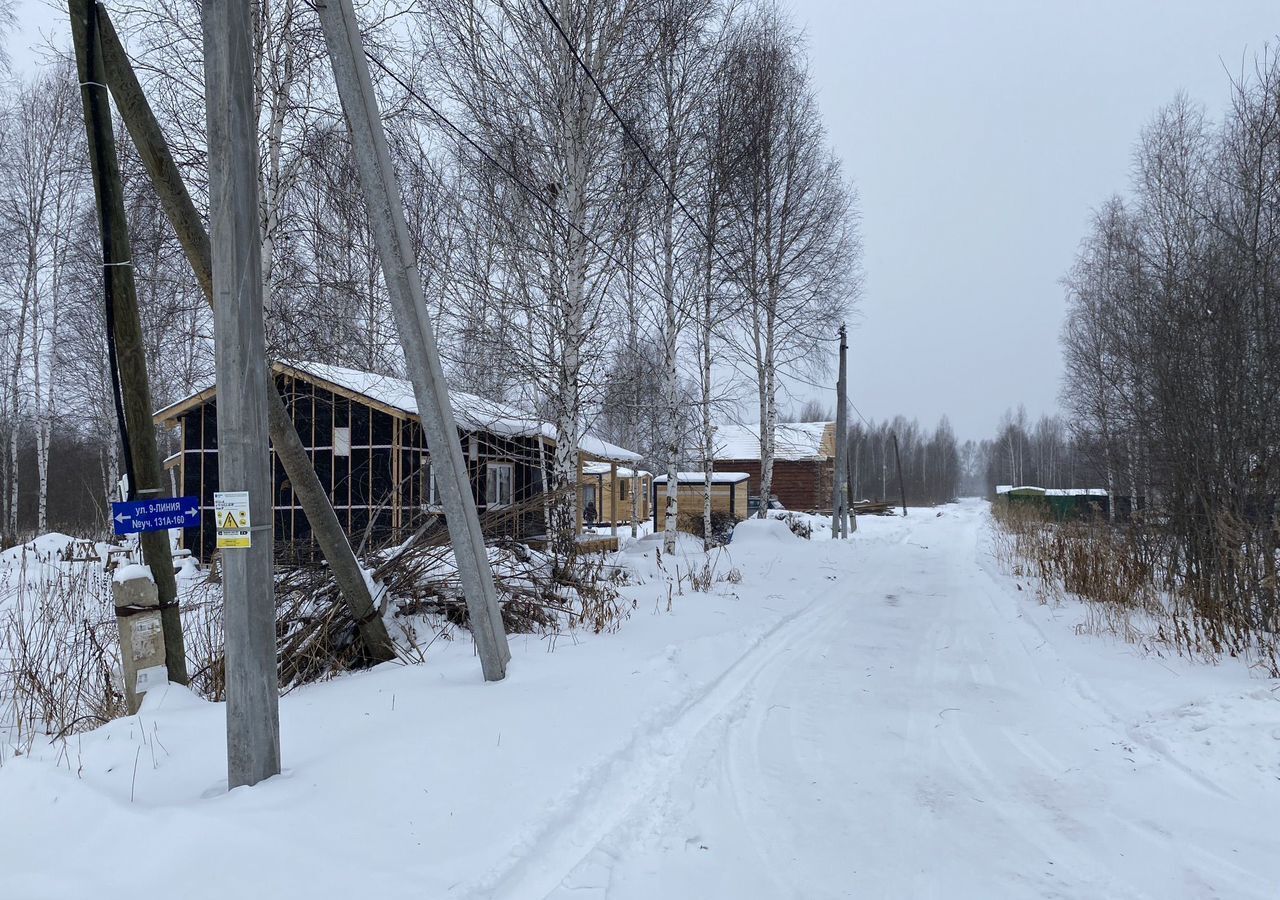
[418,0,645,555]
[720,9,858,517]
[0,68,87,537]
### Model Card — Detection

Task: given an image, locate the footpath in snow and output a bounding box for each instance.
[1,500,1276,899]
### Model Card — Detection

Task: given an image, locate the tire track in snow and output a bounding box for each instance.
[466,556,854,900]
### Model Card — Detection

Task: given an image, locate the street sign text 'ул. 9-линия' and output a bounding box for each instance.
[111,496,201,535]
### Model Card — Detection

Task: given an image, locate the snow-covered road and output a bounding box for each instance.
[1,501,1275,899]
[540,501,1276,899]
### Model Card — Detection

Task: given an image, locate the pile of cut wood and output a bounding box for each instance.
[852,500,897,516]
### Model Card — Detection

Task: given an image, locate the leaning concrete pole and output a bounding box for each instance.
[314,0,510,680]
[68,0,188,684]
[94,8,394,665]
[204,0,280,786]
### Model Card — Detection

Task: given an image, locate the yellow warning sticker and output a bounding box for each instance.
[217,530,252,549]
[213,491,252,549]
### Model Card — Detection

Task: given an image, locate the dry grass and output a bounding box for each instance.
[991,503,1279,676]
[0,562,124,758]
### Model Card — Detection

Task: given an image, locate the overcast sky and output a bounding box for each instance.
[787,0,1277,440]
[6,2,1278,440]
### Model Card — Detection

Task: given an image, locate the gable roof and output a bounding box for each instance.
[712,421,836,462]
[153,361,641,463]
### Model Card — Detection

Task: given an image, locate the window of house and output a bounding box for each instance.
[486,462,514,507]
[619,479,630,501]
[420,455,439,509]
[333,426,351,457]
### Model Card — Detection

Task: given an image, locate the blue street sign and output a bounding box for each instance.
[111,496,201,535]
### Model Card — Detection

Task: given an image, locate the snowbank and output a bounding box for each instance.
[731,517,800,545]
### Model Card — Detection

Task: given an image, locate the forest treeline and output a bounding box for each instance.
[1056,54,1280,633]
[0,0,860,543]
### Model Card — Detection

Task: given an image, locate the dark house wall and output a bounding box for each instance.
[718,458,835,512]
[178,373,545,561]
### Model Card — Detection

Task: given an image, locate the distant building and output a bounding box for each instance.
[711,422,836,512]
[995,485,1110,520]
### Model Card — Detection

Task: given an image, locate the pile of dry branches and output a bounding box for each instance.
[189,488,631,695]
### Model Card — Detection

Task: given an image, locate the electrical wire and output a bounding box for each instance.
[783,369,874,430]
[532,0,739,279]
[362,52,678,306]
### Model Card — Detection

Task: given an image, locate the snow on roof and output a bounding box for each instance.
[154,361,641,463]
[653,472,750,484]
[712,422,835,462]
[280,361,531,430]
[582,462,650,477]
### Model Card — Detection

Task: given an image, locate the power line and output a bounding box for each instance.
[532,0,738,278]
[360,52,676,304]
[784,369,874,430]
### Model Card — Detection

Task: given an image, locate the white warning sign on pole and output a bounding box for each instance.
[214,490,252,549]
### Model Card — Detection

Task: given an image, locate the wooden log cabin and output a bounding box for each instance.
[711,422,837,512]
[153,361,642,560]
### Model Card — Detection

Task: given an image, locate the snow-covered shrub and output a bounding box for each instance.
[778,512,813,540]
[672,511,739,547]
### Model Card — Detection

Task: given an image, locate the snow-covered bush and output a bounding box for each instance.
[778,512,813,540]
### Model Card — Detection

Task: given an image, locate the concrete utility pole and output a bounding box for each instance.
[69,0,187,684]
[204,0,280,787]
[94,7,393,665]
[831,325,850,538]
[315,0,510,681]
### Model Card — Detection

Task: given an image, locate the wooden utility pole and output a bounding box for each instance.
[315,0,510,681]
[893,433,908,517]
[831,325,850,538]
[69,0,187,684]
[204,0,280,787]
[94,8,393,665]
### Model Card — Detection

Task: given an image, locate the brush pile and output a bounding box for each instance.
[189,488,631,695]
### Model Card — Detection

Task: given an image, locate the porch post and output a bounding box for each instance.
[576,453,584,536]
[610,462,618,540]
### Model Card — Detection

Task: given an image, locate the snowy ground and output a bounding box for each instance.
[1,500,1276,898]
